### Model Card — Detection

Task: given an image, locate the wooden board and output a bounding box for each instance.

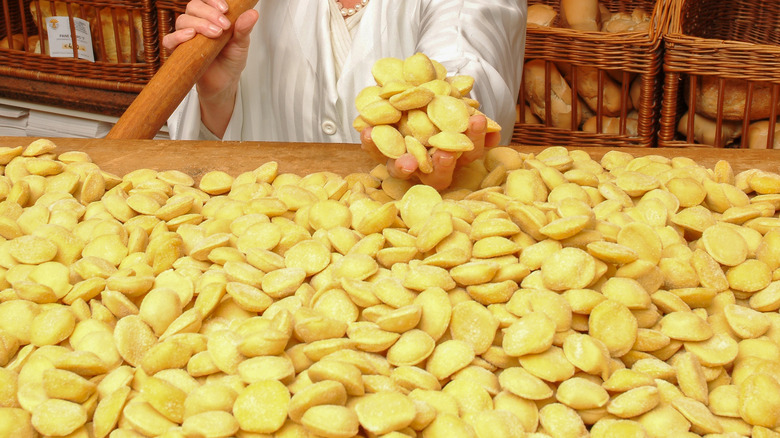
[2,137,779,181]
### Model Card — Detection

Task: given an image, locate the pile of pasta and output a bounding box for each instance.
[520,0,653,136]
[1,137,780,437]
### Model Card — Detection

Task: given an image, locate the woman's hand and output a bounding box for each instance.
[361,114,501,191]
[162,0,259,136]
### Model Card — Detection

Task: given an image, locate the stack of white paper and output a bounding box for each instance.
[25,109,113,138]
[0,104,30,136]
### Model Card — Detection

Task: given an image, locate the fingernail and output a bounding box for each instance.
[439,155,455,167]
[219,16,232,28]
[218,1,228,12]
[208,24,223,34]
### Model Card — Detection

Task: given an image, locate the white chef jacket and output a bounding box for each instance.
[168,0,527,145]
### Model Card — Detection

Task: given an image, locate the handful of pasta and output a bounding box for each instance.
[353,53,501,173]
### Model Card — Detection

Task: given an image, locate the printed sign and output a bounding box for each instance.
[46,16,95,62]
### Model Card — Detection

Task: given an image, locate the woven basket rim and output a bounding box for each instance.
[527,0,674,43]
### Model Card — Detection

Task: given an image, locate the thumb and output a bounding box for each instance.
[232,9,258,45]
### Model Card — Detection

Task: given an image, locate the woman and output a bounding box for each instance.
[164,0,526,189]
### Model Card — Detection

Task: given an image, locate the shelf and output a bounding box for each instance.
[0,74,138,118]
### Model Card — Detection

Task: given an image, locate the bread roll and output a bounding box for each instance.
[567,66,630,116]
[601,8,651,33]
[0,34,25,50]
[677,111,743,147]
[560,0,600,31]
[746,119,780,149]
[523,59,582,130]
[689,76,780,121]
[582,111,639,136]
[598,2,612,24]
[527,4,557,27]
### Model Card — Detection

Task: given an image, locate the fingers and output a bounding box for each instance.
[485,131,501,149]
[360,116,491,191]
[418,150,457,190]
[388,154,418,180]
[458,114,488,167]
[185,0,233,31]
[163,1,257,60]
[162,28,196,52]
[163,0,233,53]
[360,127,387,164]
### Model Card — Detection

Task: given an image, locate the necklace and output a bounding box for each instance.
[336,0,368,17]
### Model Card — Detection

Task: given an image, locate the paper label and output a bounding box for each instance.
[46,16,95,62]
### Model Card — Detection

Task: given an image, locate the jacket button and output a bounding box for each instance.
[322,120,337,135]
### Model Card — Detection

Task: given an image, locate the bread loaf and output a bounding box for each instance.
[527,4,557,27]
[582,111,639,136]
[689,76,780,121]
[560,0,600,31]
[523,59,582,130]
[677,111,743,147]
[746,119,780,149]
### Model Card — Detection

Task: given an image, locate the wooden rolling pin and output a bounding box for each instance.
[106,0,258,140]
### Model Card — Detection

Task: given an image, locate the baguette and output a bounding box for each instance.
[677,111,743,147]
[523,59,581,130]
[97,8,145,63]
[523,104,542,124]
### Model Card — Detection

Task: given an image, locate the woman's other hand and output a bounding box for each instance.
[361,114,501,191]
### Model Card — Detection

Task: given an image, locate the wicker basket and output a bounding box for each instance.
[659,0,780,148]
[155,0,185,62]
[0,0,159,92]
[513,0,672,148]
